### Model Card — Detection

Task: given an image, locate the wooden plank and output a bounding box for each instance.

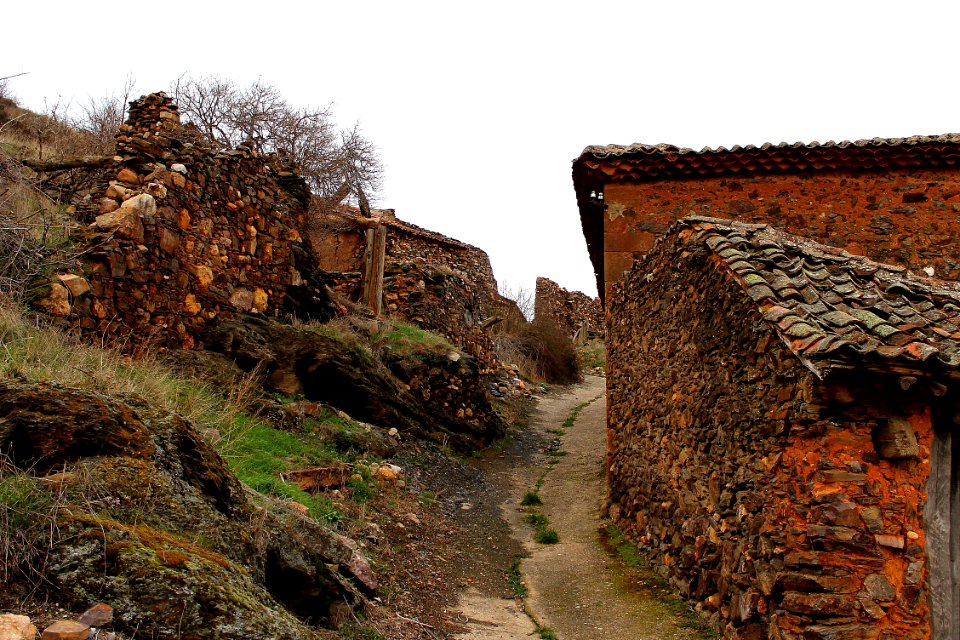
[359,226,386,316]
[925,426,956,640]
[950,434,960,640]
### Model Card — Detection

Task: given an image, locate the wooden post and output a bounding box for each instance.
[925,421,959,640]
[361,225,387,316]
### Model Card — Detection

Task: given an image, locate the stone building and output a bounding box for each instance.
[309,206,523,366]
[606,216,959,640]
[47,93,325,349]
[573,136,960,302]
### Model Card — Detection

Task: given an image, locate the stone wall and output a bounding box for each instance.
[599,169,960,300]
[55,93,322,349]
[308,208,522,367]
[533,276,603,341]
[607,234,946,639]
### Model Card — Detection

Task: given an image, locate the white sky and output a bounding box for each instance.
[5,1,960,298]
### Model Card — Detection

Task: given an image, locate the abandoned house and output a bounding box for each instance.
[308,205,523,366]
[605,216,959,639]
[533,276,604,343]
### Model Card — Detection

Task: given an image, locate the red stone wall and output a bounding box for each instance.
[766,372,939,640]
[64,93,314,349]
[601,169,960,299]
[607,236,946,639]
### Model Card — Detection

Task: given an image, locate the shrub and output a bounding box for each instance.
[513,318,581,385]
[520,490,542,506]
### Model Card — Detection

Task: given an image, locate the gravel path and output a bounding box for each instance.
[455,376,706,640]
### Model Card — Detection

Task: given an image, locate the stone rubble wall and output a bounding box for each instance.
[57,93,315,349]
[600,170,960,300]
[533,276,603,340]
[308,209,523,368]
[607,236,941,639]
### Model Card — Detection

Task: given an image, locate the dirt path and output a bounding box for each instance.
[455,376,706,640]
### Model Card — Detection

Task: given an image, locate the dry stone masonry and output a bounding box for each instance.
[607,216,960,640]
[50,93,322,348]
[310,207,523,368]
[534,276,603,342]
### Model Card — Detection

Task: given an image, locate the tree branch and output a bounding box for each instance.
[21,156,113,172]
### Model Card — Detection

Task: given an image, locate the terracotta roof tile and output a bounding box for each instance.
[675,216,960,375]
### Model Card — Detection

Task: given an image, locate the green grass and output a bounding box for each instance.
[575,338,606,371]
[605,523,646,569]
[520,490,542,506]
[219,413,383,525]
[603,524,721,638]
[339,623,386,640]
[506,557,528,598]
[0,459,58,581]
[562,399,594,429]
[0,471,51,531]
[525,513,548,527]
[0,304,236,436]
[525,511,559,544]
[536,625,558,640]
[376,320,456,358]
[534,527,559,544]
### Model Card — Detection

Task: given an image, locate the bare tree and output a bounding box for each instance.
[70,75,136,154]
[172,75,383,206]
[499,282,535,321]
[0,73,29,102]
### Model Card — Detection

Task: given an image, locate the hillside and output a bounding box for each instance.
[0,91,600,639]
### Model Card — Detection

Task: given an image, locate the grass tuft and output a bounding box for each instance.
[534,527,559,544]
[520,490,542,506]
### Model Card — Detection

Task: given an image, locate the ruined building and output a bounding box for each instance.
[533,276,603,342]
[41,93,520,367]
[574,137,960,639]
[310,205,523,366]
[42,92,326,349]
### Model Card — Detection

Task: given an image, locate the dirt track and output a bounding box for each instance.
[455,376,706,639]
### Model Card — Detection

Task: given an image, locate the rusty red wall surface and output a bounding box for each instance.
[601,170,960,299]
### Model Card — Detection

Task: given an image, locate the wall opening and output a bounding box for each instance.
[925,414,959,640]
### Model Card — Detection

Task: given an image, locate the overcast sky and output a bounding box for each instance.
[5,1,959,298]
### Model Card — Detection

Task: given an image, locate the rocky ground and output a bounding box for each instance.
[355,376,719,640]
[1,375,716,640]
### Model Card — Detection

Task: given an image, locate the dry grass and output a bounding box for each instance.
[0,303,241,435]
[494,318,582,385]
[0,96,96,302]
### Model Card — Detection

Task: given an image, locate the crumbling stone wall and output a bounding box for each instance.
[59,93,319,349]
[598,170,960,301]
[534,276,603,340]
[607,235,943,639]
[307,208,520,367]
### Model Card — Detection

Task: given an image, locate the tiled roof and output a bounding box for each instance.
[572,133,960,302]
[677,216,960,376]
[574,134,960,183]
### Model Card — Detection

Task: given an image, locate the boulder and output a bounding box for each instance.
[0,614,36,640]
[203,315,504,451]
[0,380,372,639]
[94,193,153,243]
